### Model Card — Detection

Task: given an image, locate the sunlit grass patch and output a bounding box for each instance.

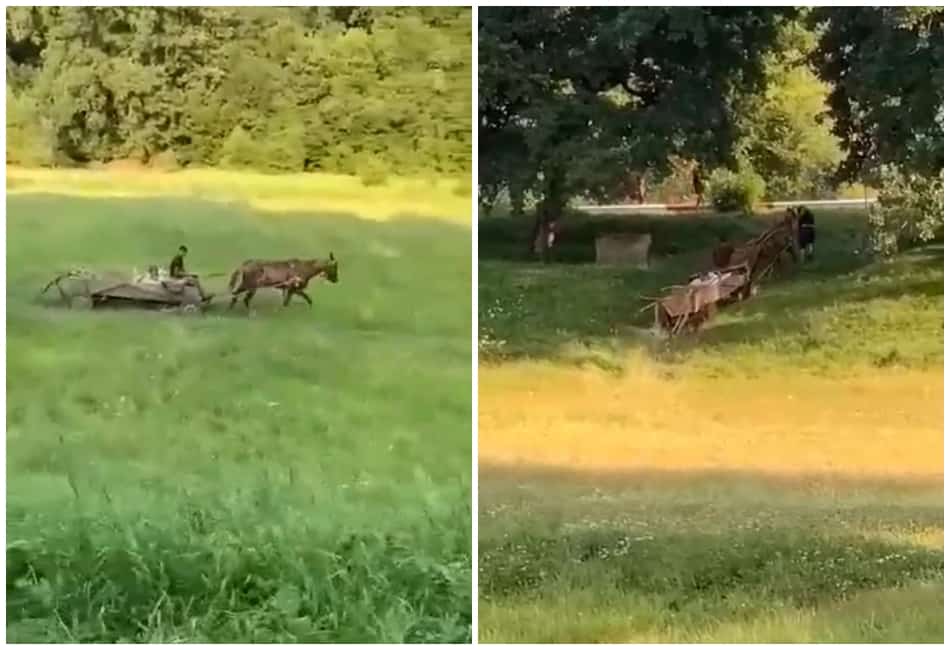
[7,166,472,223]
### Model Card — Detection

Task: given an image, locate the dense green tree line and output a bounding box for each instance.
[6,6,472,176]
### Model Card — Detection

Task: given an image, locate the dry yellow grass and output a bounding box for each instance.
[479,361,943,479]
[6,166,471,223]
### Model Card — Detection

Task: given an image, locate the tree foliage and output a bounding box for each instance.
[732,18,844,199]
[810,6,943,179]
[480,6,944,243]
[868,167,944,255]
[6,6,472,176]
[479,6,796,223]
[811,7,944,252]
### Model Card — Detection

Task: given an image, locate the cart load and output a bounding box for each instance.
[644,262,752,336]
[41,266,212,312]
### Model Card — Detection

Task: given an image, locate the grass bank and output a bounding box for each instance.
[7,191,472,642]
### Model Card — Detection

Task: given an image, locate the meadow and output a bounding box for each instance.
[6,170,472,642]
[478,208,943,642]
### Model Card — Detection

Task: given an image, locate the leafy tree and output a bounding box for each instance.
[5,7,472,176]
[479,7,795,244]
[868,167,944,255]
[732,18,844,199]
[811,7,943,252]
[810,6,943,179]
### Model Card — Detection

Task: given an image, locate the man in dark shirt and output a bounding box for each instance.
[795,206,816,261]
[169,245,188,278]
[168,245,210,301]
[692,165,705,208]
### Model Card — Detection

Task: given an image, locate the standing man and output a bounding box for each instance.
[796,206,816,261]
[692,165,705,208]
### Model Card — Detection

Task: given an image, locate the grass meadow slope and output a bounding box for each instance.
[478,208,943,643]
[6,170,472,643]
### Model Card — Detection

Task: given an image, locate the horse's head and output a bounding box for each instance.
[309,252,338,283]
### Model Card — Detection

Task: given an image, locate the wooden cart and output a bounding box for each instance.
[647,262,752,336]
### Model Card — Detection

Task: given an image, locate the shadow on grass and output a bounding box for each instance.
[480,461,945,494]
[478,462,943,640]
[479,211,771,264]
[9,193,471,273]
[479,209,942,368]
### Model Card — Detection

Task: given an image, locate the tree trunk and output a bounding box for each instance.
[530,166,568,260]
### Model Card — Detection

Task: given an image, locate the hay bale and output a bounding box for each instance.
[595,233,652,268]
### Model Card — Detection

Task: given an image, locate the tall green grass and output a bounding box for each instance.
[7,193,472,642]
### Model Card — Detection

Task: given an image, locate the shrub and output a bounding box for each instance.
[6,89,57,167]
[359,156,389,187]
[868,167,943,256]
[708,167,767,214]
[149,150,180,171]
[219,126,259,169]
[453,173,473,198]
[652,156,698,204]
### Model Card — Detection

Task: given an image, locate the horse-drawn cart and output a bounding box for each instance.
[41,268,212,313]
[645,262,752,336]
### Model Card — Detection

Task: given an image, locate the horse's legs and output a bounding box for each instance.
[282,288,292,306]
[229,290,243,310]
[55,281,73,308]
[294,289,313,306]
[243,289,256,310]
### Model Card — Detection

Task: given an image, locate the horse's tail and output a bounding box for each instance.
[40,275,62,296]
[40,269,79,297]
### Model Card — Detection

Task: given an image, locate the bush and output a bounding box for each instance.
[652,156,697,204]
[453,173,473,198]
[219,126,259,169]
[149,150,180,171]
[260,117,306,173]
[868,167,943,256]
[359,157,389,187]
[6,89,57,167]
[836,182,878,201]
[708,167,767,214]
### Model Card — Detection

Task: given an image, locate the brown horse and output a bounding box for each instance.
[228,254,338,310]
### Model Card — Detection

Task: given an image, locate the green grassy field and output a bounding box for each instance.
[7,184,472,642]
[478,208,943,642]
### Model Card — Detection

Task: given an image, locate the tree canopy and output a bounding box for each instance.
[479,6,796,217]
[6,6,472,176]
[479,6,944,232]
[810,6,943,180]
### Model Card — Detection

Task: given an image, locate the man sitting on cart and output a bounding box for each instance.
[168,245,211,302]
